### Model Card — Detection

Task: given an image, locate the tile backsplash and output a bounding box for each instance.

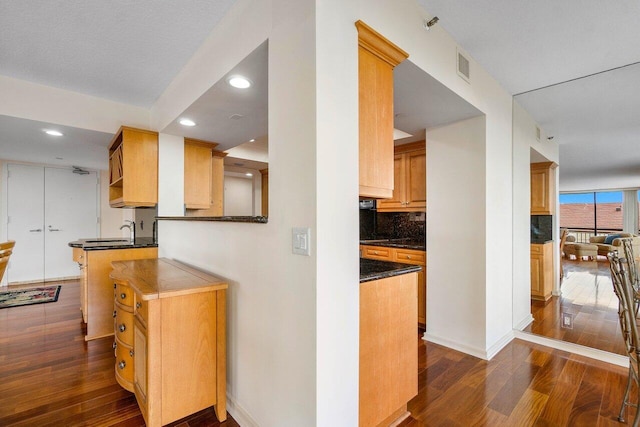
[360,210,426,241]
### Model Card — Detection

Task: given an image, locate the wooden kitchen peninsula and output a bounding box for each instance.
[110,258,228,426]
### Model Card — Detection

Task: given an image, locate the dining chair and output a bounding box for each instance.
[620,238,640,318]
[0,240,15,283]
[608,250,640,426]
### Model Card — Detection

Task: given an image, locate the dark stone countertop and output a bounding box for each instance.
[68,237,158,250]
[360,258,422,283]
[156,216,268,223]
[360,238,426,251]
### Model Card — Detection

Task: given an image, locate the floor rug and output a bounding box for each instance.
[0,286,61,309]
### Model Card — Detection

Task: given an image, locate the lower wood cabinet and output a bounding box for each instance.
[531,242,553,301]
[111,258,228,427]
[360,272,418,426]
[360,245,427,326]
[71,247,158,341]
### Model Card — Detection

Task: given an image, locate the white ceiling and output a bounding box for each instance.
[0,0,237,107]
[419,0,640,190]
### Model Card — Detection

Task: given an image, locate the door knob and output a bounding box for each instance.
[48,225,61,232]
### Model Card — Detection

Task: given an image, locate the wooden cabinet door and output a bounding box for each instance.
[530,162,556,215]
[406,150,426,209]
[357,21,408,199]
[377,154,405,210]
[530,254,542,296]
[134,322,148,404]
[184,142,212,209]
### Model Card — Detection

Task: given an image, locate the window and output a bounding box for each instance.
[559,191,623,242]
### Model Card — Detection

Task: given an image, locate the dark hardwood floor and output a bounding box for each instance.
[525,258,626,356]
[0,279,635,426]
[402,337,634,426]
[0,280,238,427]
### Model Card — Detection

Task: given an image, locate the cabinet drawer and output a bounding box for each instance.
[135,298,148,323]
[115,338,134,386]
[115,305,134,345]
[395,250,425,265]
[115,282,134,307]
[362,246,392,261]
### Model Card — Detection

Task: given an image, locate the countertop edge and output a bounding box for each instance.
[156,216,268,223]
[360,259,422,283]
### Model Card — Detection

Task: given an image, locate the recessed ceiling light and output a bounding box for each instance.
[179,118,196,127]
[245,173,253,177]
[44,129,63,137]
[249,138,256,142]
[227,75,252,89]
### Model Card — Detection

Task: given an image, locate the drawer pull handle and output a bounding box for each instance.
[407,255,411,259]
[119,324,126,333]
[136,302,142,309]
[112,341,117,350]
[129,349,134,357]
[374,251,378,255]
[113,310,117,318]
[118,361,126,370]
[120,293,126,300]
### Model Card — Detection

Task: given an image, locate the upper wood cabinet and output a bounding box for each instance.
[109,127,159,208]
[377,141,426,212]
[184,138,226,216]
[530,161,557,215]
[356,20,408,199]
[184,139,218,210]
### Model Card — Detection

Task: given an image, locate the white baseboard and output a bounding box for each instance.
[514,314,534,331]
[227,391,259,427]
[423,332,491,360]
[513,330,628,367]
[486,330,515,360]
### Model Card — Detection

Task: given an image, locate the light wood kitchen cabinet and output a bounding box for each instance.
[356,20,408,199]
[531,161,557,215]
[531,242,553,301]
[111,258,228,427]
[377,141,426,212]
[109,126,159,208]
[185,139,226,217]
[360,244,427,326]
[73,247,158,341]
[360,271,417,427]
[184,139,217,209]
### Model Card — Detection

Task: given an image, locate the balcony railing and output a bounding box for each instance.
[563,227,624,243]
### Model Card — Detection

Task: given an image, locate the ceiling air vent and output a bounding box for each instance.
[457,48,470,82]
[535,126,541,141]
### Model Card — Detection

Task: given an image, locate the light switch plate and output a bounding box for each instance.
[292,227,311,256]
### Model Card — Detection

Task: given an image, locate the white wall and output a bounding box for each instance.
[99,170,127,237]
[512,101,559,328]
[425,117,488,355]
[224,176,254,216]
[152,1,332,426]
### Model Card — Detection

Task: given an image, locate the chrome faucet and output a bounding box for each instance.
[120,220,135,241]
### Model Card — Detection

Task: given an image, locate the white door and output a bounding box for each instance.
[6,164,99,284]
[44,167,98,280]
[7,164,45,283]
